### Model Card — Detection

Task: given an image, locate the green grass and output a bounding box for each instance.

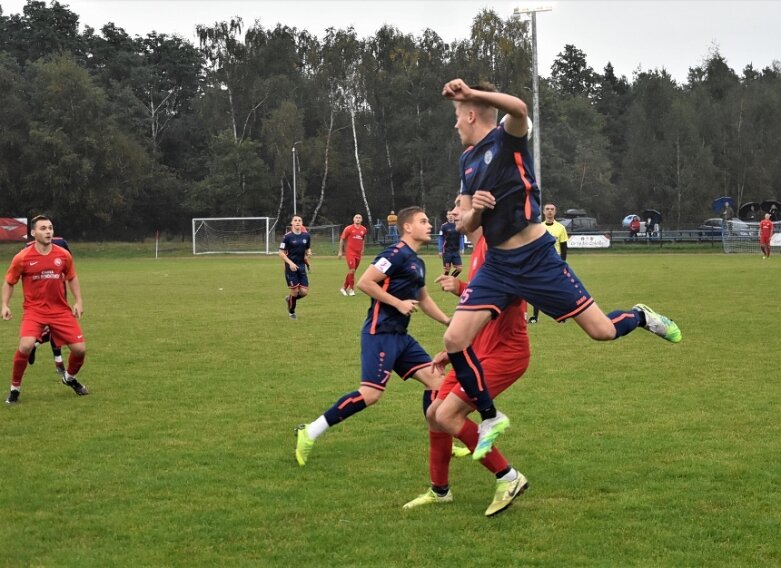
[1,248,779,567]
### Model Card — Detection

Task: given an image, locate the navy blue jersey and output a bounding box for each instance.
[279,230,310,265]
[362,242,426,335]
[459,125,541,247]
[438,222,463,253]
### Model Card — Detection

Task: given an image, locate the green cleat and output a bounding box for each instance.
[473,411,510,461]
[451,442,471,458]
[294,424,315,466]
[485,473,529,517]
[402,488,453,510]
[633,304,682,343]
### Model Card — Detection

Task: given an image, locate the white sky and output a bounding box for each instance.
[2,0,779,82]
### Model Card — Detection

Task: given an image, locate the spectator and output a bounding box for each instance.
[629,216,641,239]
[387,210,398,238]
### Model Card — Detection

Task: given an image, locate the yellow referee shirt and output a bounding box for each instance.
[544,221,568,256]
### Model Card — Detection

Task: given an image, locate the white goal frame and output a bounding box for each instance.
[722,219,781,254]
[192,217,274,255]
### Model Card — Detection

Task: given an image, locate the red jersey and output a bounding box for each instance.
[759,219,774,242]
[341,224,368,256]
[466,237,528,358]
[5,244,76,314]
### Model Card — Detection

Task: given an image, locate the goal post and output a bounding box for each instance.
[192,217,274,255]
[722,219,781,254]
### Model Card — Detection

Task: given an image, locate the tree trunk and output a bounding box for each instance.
[351,107,373,229]
[310,109,334,226]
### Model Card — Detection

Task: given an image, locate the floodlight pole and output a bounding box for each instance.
[292,141,302,216]
[514,5,552,193]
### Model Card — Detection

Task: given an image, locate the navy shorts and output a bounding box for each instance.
[457,232,593,322]
[442,252,463,266]
[360,333,432,391]
[285,266,309,289]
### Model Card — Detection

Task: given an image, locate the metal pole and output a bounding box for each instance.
[514,6,552,194]
[531,11,542,192]
[292,146,297,216]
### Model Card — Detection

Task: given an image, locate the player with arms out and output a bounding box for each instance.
[441,78,682,458]
[404,197,530,516]
[338,213,368,296]
[279,215,312,320]
[295,207,451,467]
[759,213,774,259]
[3,215,88,404]
[438,212,465,277]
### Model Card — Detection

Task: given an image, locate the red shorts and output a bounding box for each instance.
[437,349,530,404]
[346,254,362,270]
[21,310,85,346]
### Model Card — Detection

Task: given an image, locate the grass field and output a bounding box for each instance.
[1,245,779,567]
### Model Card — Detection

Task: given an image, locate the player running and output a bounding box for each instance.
[3,216,88,404]
[404,197,530,516]
[279,215,312,320]
[338,213,368,296]
[294,207,450,466]
[438,213,465,277]
[441,78,682,459]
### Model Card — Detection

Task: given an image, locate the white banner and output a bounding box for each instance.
[771,234,781,246]
[568,234,611,249]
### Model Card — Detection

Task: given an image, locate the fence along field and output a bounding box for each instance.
[0,249,779,566]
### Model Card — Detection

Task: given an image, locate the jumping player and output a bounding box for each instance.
[295,207,451,466]
[404,197,530,516]
[338,213,368,296]
[441,78,682,459]
[759,213,774,259]
[438,213,464,277]
[3,215,88,404]
[279,215,311,320]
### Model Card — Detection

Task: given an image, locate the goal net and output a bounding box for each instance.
[722,219,781,254]
[192,217,274,254]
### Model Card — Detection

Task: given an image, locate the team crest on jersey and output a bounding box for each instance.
[54,258,63,267]
[484,150,493,165]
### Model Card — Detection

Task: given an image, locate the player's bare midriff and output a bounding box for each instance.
[495,222,546,250]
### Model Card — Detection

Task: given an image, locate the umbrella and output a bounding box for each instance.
[762,200,781,220]
[641,209,662,227]
[621,214,639,228]
[738,201,761,221]
[711,196,735,213]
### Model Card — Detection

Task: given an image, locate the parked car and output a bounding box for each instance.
[698,218,752,238]
[560,216,599,233]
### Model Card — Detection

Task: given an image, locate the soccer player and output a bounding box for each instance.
[279,215,311,320]
[3,215,88,404]
[294,207,451,466]
[25,236,70,377]
[338,213,368,296]
[759,213,774,259]
[404,197,530,517]
[441,78,681,459]
[529,203,568,324]
[438,212,465,277]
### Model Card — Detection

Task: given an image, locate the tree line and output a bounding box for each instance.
[1,0,779,240]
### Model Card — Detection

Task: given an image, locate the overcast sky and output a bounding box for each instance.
[2,0,779,82]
